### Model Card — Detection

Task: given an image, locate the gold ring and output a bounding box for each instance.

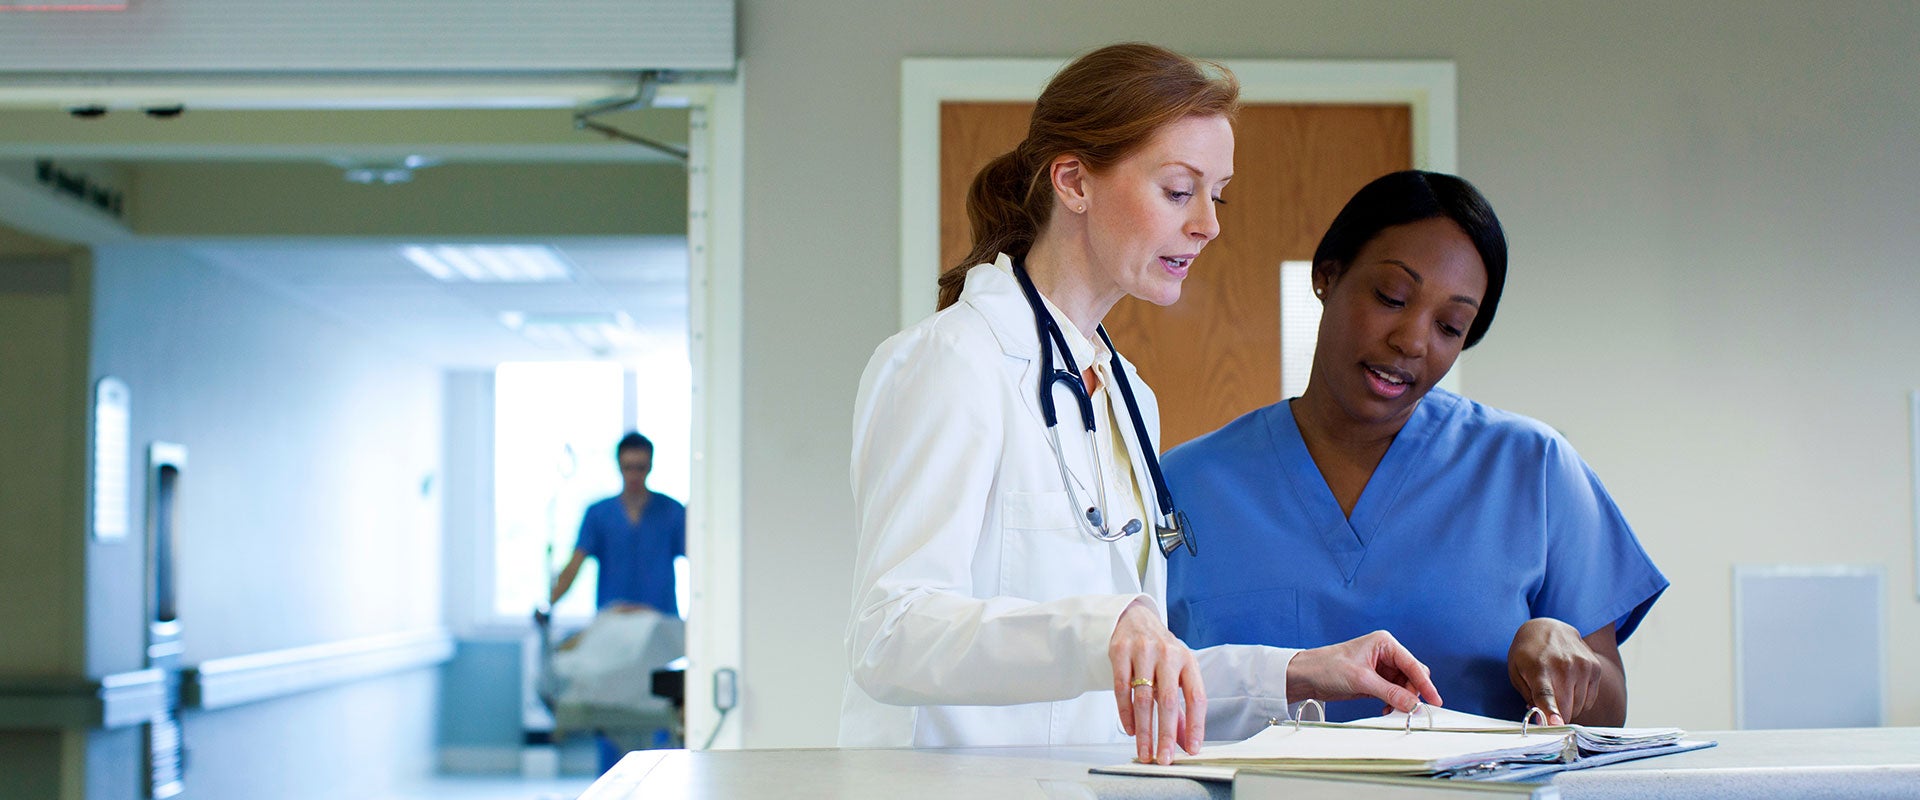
[1129,677,1153,689]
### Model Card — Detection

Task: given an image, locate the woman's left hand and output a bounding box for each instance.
[1507,618,1618,726]
[1109,599,1205,765]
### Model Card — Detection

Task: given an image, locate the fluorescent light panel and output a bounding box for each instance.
[498,310,643,351]
[402,244,574,283]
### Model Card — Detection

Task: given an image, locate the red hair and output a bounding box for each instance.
[939,43,1240,309]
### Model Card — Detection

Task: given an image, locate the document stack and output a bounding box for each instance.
[1094,704,1710,784]
[1316,706,1692,775]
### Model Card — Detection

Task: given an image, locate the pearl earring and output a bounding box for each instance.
[1075,205,1086,213]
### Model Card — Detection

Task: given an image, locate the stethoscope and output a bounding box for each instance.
[1012,260,1197,557]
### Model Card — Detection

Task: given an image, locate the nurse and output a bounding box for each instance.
[842,44,1441,764]
[1164,171,1668,726]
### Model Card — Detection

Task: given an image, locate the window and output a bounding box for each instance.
[1280,260,1321,399]
[489,350,694,623]
[493,362,625,621]
[629,345,692,618]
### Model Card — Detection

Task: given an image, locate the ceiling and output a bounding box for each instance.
[183,236,689,369]
[0,105,694,368]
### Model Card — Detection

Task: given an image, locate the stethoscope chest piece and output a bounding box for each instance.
[1154,509,1197,557]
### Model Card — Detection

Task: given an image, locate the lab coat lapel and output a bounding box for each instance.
[965,256,1051,433]
[968,255,1145,592]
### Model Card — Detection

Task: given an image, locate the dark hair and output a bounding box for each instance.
[616,432,653,459]
[1312,170,1508,349]
[938,42,1240,309]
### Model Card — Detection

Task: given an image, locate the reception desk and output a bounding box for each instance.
[585,727,1920,799]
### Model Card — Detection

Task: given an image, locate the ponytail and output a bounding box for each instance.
[939,146,1048,309]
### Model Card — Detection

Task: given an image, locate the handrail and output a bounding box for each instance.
[185,628,453,710]
[0,629,455,729]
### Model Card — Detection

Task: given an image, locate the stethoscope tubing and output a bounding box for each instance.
[1012,260,1183,543]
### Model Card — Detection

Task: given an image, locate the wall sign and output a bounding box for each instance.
[34,160,126,219]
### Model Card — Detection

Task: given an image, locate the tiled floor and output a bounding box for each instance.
[385,775,599,800]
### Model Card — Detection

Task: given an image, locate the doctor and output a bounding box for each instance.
[842,43,1441,765]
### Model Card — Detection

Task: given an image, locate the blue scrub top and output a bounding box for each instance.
[575,491,687,616]
[1164,388,1666,722]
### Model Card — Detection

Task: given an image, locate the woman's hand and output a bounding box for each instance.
[1109,599,1205,765]
[1507,618,1625,726]
[1287,630,1443,712]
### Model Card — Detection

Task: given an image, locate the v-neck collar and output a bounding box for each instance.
[619,492,655,528]
[1264,392,1458,583]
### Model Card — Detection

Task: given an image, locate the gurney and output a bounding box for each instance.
[535,606,685,753]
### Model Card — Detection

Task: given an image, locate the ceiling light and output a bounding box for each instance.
[497,311,643,354]
[404,244,574,283]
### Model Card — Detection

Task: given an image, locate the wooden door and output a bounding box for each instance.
[939,102,1411,450]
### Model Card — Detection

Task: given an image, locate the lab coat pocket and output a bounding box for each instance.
[1186,588,1299,648]
[1000,490,1101,601]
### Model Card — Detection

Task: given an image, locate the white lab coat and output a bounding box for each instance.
[840,256,1297,748]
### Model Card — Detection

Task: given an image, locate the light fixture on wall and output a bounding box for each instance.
[331,154,439,185]
[401,244,574,283]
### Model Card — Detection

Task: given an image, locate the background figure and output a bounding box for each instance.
[544,431,688,771]
[548,431,687,616]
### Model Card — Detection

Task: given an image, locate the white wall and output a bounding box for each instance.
[86,243,444,796]
[441,370,495,635]
[733,0,1920,745]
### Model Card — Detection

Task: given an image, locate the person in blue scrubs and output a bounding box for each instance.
[548,431,687,617]
[1165,171,1666,726]
[545,431,687,771]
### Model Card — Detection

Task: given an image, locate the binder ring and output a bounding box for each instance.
[1521,706,1550,735]
[1289,698,1326,730]
[1404,701,1434,733]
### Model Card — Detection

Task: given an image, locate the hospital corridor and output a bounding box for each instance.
[3,2,1920,799]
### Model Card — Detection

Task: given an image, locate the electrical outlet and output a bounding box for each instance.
[713,667,738,712]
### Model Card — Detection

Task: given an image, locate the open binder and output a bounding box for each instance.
[1092,702,1714,783]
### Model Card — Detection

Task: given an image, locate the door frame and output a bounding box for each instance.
[899,57,1459,384]
[658,76,745,750]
